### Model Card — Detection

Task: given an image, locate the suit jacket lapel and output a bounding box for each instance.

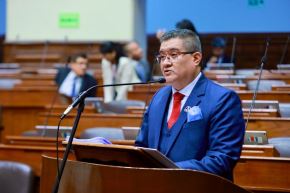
[152,86,172,149]
[164,74,208,155]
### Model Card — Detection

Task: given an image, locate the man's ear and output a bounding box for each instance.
[192,52,202,66]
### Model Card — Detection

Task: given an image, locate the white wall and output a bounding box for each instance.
[6,0,145,43]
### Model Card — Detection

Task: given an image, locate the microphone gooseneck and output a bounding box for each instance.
[60,78,166,119]
[230,36,237,64]
[279,35,290,65]
[245,39,270,130]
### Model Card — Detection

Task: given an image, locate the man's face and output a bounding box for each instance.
[127,42,143,60]
[159,38,201,90]
[70,57,88,76]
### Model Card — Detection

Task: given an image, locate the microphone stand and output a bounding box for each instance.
[51,78,166,193]
[245,39,269,130]
[51,100,85,193]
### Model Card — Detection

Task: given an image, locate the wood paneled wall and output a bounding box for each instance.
[3,42,102,67]
[147,33,290,70]
[2,33,290,70]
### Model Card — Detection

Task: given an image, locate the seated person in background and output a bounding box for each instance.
[135,29,245,180]
[156,18,199,39]
[100,41,140,102]
[123,41,151,82]
[55,53,97,100]
[205,37,231,66]
[175,19,199,35]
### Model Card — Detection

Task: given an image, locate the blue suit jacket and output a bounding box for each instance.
[135,74,245,180]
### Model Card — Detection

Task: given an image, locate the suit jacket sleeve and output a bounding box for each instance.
[135,105,150,147]
[83,74,98,97]
[175,91,245,177]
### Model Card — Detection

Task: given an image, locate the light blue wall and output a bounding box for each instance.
[146,0,290,34]
[0,0,5,35]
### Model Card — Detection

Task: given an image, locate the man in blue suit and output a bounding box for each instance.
[135,29,245,180]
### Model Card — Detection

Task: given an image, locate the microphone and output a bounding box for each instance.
[245,38,270,130]
[60,78,166,119]
[279,35,290,64]
[230,36,237,64]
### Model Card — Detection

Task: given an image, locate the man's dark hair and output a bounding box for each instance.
[67,53,87,63]
[100,41,116,54]
[100,41,125,64]
[175,19,198,35]
[160,29,202,53]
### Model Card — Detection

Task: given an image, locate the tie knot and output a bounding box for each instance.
[173,92,184,101]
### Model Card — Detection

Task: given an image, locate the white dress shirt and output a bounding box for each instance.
[59,71,82,97]
[167,72,202,121]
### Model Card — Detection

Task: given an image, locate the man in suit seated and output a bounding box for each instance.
[135,29,245,180]
[205,37,231,67]
[55,53,97,101]
[123,41,151,82]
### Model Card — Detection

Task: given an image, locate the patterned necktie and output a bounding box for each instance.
[168,92,185,129]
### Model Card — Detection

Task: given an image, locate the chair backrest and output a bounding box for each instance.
[247,80,286,91]
[277,64,290,70]
[269,137,290,157]
[242,100,280,110]
[279,103,290,117]
[103,100,146,114]
[80,127,125,140]
[0,161,34,193]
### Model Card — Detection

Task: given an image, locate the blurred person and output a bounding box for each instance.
[123,41,151,82]
[100,41,141,102]
[156,19,198,39]
[55,53,97,100]
[205,37,231,65]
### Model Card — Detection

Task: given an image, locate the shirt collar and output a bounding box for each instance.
[172,72,202,97]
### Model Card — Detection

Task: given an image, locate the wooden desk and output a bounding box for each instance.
[235,156,290,192]
[0,136,288,192]
[0,87,62,106]
[37,114,290,138]
[247,117,290,138]
[37,113,143,136]
[0,137,133,177]
[128,90,290,102]
[272,85,290,91]
[1,105,96,141]
[241,145,280,157]
[0,144,69,176]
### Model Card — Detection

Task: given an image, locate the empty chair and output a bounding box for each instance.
[242,100,279,110]
[269,137,290,157]
[235,69,269,76]
[0,161,34,193]
[80,127,125,140]
[247,80,286,91]
[103,100,146,114]
[279,103,290,117]
[21,130,41,137]
[235,69,257,76]
[0,79,21,89]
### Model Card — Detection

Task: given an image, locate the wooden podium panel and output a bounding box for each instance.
[41,156,251,193]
